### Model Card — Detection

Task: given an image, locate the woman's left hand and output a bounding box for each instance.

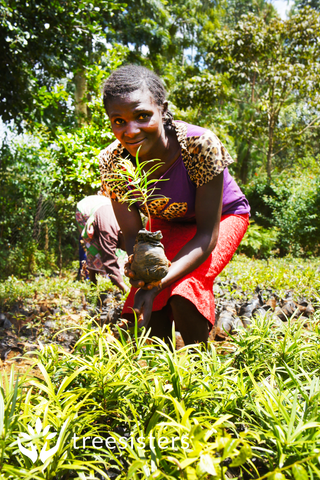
[133,287,159,328]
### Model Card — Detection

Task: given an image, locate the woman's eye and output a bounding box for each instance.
[114,118,124,125]
[137,113,150,120]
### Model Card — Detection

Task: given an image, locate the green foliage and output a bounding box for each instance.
[0,270,122,314]
[0,53,126,278]
[38,56,126,201]
[0,138,51,241]
[0,134,76,277]
[0,135,60,276]
[1,258,319,476]
[294,0,320,11]
[170,5,320,182]
[222,255,320,299]
[0,0,122,125]
[2,0,320,277]
[1,303,320,477]
[244,171,320,256]
[238,221,279,258]
[1,241,57,278]
[48,124,112,198]
[109,0,222,72]
[222,0,278,26]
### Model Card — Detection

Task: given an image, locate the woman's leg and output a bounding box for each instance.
[168,214,249,345]
[88,269,97,285]
[148,307,173,344]
[170,295,209,346]
[122,307,173,344]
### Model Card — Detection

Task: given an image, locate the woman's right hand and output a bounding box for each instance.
[124,255,155,290]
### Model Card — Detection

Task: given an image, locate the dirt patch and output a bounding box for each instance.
[0,276,318,370]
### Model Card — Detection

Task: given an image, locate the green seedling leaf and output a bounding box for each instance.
[0,389,4,435]
[230,444,252,467]
[56,365,88,397]
[222,438,239,460]
[292,464,308,480]
[9,373,19,424]
[196,454,217,476]
[187,466,199,480]
[105,147,169,231]
[270,472,286,480]
[180,457,198,469]
[127,459,147,478]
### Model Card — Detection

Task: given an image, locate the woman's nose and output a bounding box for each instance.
[124,121,140,138]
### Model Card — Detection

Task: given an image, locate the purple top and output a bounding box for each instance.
[135,122,250,222]
[186,123,250,217]
[99,120,250,222]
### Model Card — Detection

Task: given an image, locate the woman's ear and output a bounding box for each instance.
[162,101,168,117]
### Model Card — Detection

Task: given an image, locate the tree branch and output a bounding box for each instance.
[272,114,320,157]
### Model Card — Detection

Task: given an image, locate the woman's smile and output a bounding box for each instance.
[125,138,145,146]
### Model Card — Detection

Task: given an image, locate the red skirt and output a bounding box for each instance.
[122,214,249,325]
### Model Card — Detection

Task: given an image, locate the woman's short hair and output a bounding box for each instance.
[103,64,167,111]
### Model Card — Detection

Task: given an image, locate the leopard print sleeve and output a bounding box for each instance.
[99,141,128,202]
[182,130,234,188]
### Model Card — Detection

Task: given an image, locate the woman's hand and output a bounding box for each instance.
[124,255,155,290]
[133,286,159,328]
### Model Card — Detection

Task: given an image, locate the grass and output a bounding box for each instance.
[0,265,127,313]
[0,256,319,479]
[221,256,320,300]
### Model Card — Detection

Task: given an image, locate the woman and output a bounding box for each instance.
[99,65,250,345]
[76,195,128,293]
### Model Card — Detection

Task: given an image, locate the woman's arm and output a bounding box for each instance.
[133,171,224,325]
[111,199,143,256]
[161,171,223,288]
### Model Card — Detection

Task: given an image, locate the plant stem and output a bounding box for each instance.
[144,202,152,232]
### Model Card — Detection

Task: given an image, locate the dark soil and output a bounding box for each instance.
[0,276,317,373]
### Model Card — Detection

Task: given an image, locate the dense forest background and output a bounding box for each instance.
[1,0,320,278]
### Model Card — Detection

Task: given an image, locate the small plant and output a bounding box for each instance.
[106,147,168,232]
[106,148,171,284]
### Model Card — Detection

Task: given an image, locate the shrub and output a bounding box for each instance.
[244,171,320,256]
[237,221,278,258]
[0,57,125,279]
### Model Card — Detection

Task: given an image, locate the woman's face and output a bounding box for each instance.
[107,88,167,159]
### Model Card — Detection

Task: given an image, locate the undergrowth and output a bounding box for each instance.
[0,257,320,478]
[222,256,320,301]
[1,312,320,479]
[1,256,319,313]
[0,270,125,313]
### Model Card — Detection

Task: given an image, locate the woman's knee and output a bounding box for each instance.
[170,295,209,345]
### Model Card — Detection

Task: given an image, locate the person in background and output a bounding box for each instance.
[75,195,129,293]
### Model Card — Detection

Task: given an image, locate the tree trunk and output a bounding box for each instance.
[267,119,274,179]
[58,229,63,277]
[74,71,87,124]
[240,147,250,184]
[267,88,275,179]
[33,194,43,242]
[44,224,49,251]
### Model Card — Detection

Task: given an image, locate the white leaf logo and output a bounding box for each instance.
[17,437,38,463]
[39,441,59,463]
[18,418,58,465]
